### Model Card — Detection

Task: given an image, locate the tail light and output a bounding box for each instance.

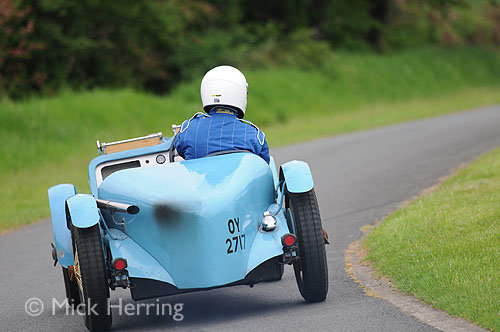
[281,233,297,247]
[112,258,127,270]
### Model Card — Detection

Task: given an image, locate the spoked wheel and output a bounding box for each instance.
[286,188,328,302]
[72,224,112,332]
[62,266,81,307]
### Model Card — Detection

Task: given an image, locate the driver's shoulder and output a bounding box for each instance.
[238,118,265,145]
[180,112,210,133]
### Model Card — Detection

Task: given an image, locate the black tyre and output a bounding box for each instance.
[272,257,284,281]
[72,224,112,332]
[62,267,81,307]
[286,189,328,302]
[277,261,285,280]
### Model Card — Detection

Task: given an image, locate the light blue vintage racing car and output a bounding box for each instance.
[48,131,328,331]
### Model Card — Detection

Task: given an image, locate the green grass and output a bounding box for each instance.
[2,47,500,232]
[363,148,500,331]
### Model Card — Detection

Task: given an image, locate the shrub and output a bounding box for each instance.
[380,0,500,50]
[1,0,498,99]
[0,0,43,98]
[1,0,185,98]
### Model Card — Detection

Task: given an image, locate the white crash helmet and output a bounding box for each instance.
[201,65,248,118]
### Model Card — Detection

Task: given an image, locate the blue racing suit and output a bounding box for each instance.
[174,106,270,164]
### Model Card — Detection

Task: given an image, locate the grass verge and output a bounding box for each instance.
[1,47,500,233]
[363,147,500,331]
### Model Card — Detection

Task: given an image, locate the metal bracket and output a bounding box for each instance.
[97,132,163,154]
[272,180,286,216]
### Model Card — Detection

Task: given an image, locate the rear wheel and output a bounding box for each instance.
[62,267,81,307]
[286,189,328,302]
[72,224,112,332]
[277,261,284,279]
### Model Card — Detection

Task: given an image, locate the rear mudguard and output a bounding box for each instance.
[280,160,314,193]
[66,194,101,229]
[48,184,76,268]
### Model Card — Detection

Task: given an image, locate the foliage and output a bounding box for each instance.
[0,0,42,97]
[0,0,184,98]
[380,0,500,49]
[0,0,499,98]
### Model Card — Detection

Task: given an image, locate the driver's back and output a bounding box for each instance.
[174,107,270,164]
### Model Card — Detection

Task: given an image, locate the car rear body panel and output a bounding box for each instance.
[98,153,287,289]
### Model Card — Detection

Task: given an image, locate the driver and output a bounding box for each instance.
[174,65,270,164]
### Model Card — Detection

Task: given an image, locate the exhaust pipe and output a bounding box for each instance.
[96,199,140,215]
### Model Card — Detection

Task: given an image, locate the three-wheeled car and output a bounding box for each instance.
[48,130,328,331]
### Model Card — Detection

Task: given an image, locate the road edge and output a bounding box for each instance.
[344,166,491,332]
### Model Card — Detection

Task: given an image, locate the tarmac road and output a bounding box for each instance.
[2,105,500,332]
